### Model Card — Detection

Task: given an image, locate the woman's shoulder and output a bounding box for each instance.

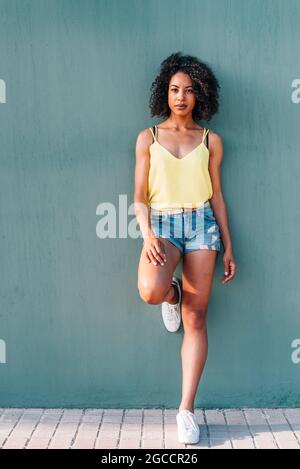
[136,126,155,140]
[207,128,223,144]
[207,127,220,136]
[135,126,156,152]
[206,128,223,158]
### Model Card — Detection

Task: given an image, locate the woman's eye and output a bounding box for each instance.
[170,88,193,93]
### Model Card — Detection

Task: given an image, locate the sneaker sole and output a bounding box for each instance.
[178,434,200,444]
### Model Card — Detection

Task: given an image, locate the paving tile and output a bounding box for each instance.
[94,438,118,449]
[141,439,164,448]
[232,436,256,449]
[0,408,298,449]
[210,439,232,449]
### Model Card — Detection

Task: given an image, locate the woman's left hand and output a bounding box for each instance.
[221,248,236,284]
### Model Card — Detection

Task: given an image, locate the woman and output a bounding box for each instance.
[134,52,237,445]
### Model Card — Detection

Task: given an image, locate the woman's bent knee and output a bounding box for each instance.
[138,281,167,305]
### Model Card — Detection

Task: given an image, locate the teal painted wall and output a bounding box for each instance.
[0,0,300,408]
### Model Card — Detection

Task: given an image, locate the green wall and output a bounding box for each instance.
[0,0,300,408]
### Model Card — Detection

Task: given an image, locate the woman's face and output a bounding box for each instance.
[168,72,196,115]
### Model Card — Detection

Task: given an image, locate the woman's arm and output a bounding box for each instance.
[134,128,155,241]
[208,130,237,284]
[134,129,167,265]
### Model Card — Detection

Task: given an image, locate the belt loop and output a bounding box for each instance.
[192,209,196,231]
[159,214,162,236]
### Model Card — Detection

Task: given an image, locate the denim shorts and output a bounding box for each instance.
[149,200,221,254]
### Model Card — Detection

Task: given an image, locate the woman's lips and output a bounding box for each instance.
[175,105,187,109]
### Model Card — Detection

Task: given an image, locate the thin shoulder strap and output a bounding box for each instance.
[149,125,157,143]
[201,127,209,142]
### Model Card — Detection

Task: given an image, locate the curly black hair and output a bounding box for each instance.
[149,51,220,123]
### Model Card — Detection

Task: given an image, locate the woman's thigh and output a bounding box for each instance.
[138,238,182,303]
[182,250,218,315]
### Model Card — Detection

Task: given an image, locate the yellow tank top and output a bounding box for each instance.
[147,125,213,211]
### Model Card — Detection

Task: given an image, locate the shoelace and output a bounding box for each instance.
[166,303,178,319]
[179,411,199,432]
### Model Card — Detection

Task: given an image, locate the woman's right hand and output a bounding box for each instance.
[143,235,167,266]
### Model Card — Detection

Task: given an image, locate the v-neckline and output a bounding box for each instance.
[153,140,207,161]
[152,126,208,161]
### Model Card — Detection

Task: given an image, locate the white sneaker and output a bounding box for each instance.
[176,409,200,444]
[161,276,182,332]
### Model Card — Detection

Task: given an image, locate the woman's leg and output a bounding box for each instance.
[179,249,218,412]
[138,238,182,305]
